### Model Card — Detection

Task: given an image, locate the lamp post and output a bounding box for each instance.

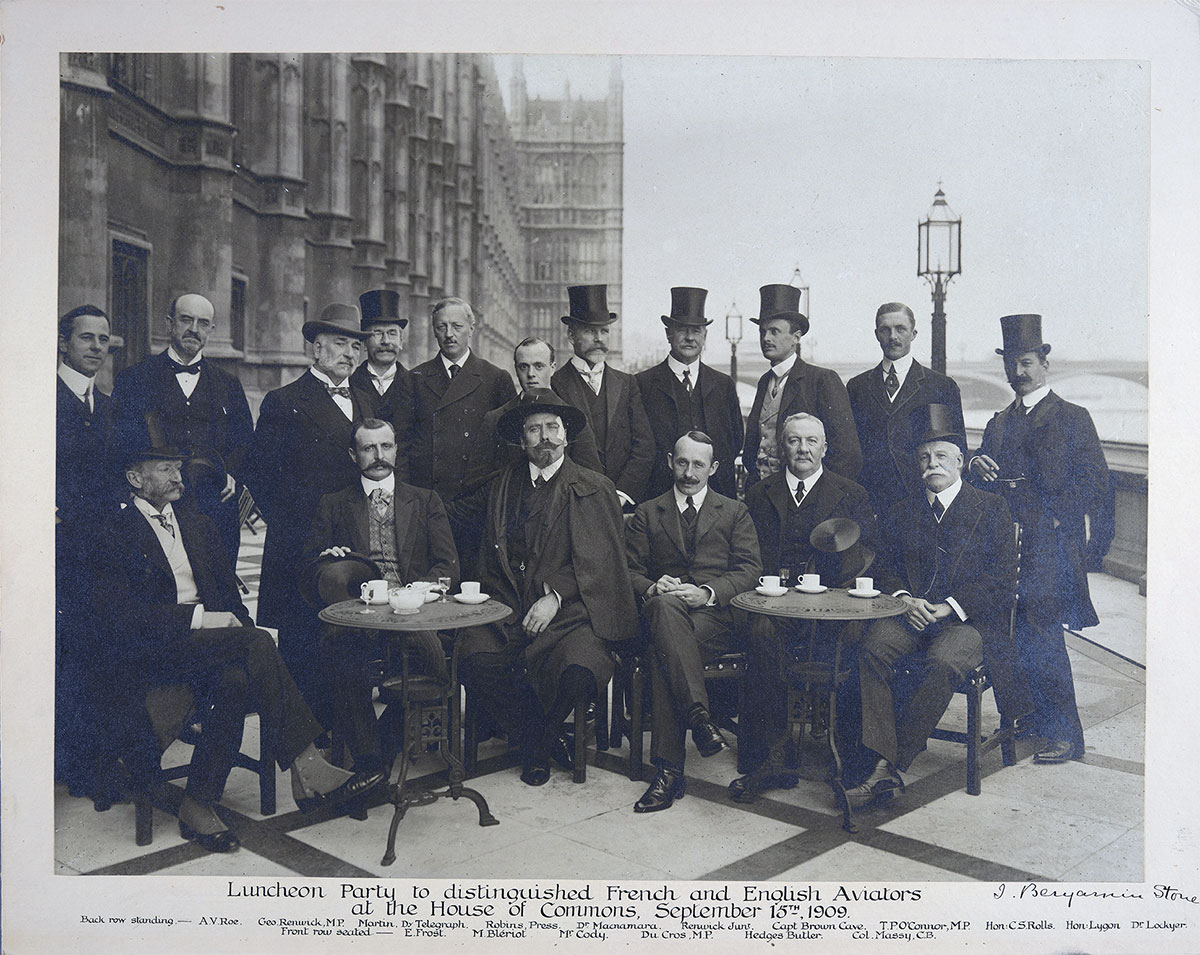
[725,301,743,385]
[917,186,962,375]
[789,265,811,360]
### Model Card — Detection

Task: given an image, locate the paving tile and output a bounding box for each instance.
[978,757,1144,829]
[467,829,673,881]
[56,789,186,873]
[774,839,975,882]
[157,847,301,877]
[1058,826,1144,882]
[1084,704,1145,763]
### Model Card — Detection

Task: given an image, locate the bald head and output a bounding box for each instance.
[167,293,216,361]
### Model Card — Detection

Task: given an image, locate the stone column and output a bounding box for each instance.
[350,54,387,293]
[305,53,356,309]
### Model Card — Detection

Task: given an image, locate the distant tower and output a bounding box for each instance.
[511,57,625,365]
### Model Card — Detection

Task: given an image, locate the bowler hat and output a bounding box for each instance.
[496,387,589,445]
[560,285,618,326]
[995,314,1051,358]
[122,444,189,471]
[751,284,809,336]
[359,289,408,330]
[299,552,382,608]
[908,403,967,455]
[302,303,373,343]
[661,287,712,327]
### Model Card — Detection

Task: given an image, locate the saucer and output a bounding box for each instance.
[755,585,788,597]
[848,588,881,598]
[424,590,440,603]
[390,607,421,615]
[453,592,490,605]
[795,584,828,594]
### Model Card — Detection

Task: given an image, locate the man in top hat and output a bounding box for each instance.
[551,284,655,507]
[730,411,876,801]
[245,303,375,723]
[637,287,744,501]
[460,336,603,496]
[969,315,1109,764]
[847,302,965,519]
[92,445,384,853]
[111,293,255,572]
[302,417,460,777]
[624,431,762,812]
[349,289,414,483]
[456,389,638,786]
[844,404,1034,809]
[742,284,861,490]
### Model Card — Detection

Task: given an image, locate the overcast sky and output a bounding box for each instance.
[499,53,1148,368]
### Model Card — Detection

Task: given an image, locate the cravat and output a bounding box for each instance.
[794,480,806,505]
[885,365,900,399]
[370,487,392,517]
[152,513,175,538]
[682,495,697,526]
[682,369,693,394]
[448,363,459,379]
[583,367,603,394]
[169,359,201,376]
[327,385,351,398]
[932,497,945,521]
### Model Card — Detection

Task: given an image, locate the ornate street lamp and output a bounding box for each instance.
[917,185,962,375]
[725,301,743,384]
[789,265,811,360]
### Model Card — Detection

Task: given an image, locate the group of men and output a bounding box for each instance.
[55,276,1110,846]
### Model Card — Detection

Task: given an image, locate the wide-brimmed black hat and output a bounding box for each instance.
[142,409,227,491]
[908,403,967,455]
[359,289,408,330]
[303,302,373,343]
[751,284,809,336]
[560,285,618,326]
[122,445,189,471]
[661,287,711,327]
[299,552,383,608]
[995,314,1051,358]
[496,388,589,445]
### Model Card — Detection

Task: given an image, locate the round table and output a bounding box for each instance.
[318,595,512,864]
[729,587,907,831]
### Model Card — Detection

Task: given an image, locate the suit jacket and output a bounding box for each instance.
[745,468,877,588]
[846,359,964,516]
[460,391,604,496]
[636,359,744,500]
[349,360,413,483]
[303,481,459,589]
[408,351,517,502]
[973,391,1109,629]
[244,369,375,628]
[874,482,1032,719]
[551,362,655,502]
[742,358,862,488]
[625,489,761,608]
[111,350,254,483]
[56,376,115,528]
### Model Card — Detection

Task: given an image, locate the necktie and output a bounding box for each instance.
[327,385,351,398]
[80,389,93,413]
[682,495,697,526]
[1014,399,1026,416]
[533,474,546,489]
[794,480,806,505]
[932,497,945,521]
[885,365,900,399]
[152,513,175,538]
[770,371,781,399]
[682,369,693,394]
[448,363,459,379]
[584,367,602,394]
[370,487,392,517]
[169,359,201,376]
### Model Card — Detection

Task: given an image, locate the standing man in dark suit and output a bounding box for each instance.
[730,412,876,801]
[847,302,964,518]
[111,293,254,572]
[742,284,861,489]
[551,284,655,509]
[969,315,1109,764]
[93,447,383,853]
[637,287,744,501]
[349,289,413,483]
[625,431,762,812]
[245,303,374,723]
[845,405,1033,809]
[303,418,460,777]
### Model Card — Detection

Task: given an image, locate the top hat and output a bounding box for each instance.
[560,285,618,326]
[358,289,408,330]
[496,387,589,445]
[908,403,967,455]
[142,410,229,492]
[302,303,373,343]
[299,552,383,608]
[122,444,189,471]
[751,284,809,336]
[995,314,1051,358]
[661,287,711,327]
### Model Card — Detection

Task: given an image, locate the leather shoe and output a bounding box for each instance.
[688,709,727,758]
[520,759,551,787]
[1033,739,1084,763]
[550,732,575,771]
[295,770,386,814]
[634,767,685,812]
[843,760,903,811]
[179,820,240,853]
[728,772,799,803]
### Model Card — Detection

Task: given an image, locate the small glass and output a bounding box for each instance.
[778,567,792,588]
[437,576,452,600]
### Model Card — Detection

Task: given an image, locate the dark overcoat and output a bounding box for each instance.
[349,360,414,484]
[56,377,115,527]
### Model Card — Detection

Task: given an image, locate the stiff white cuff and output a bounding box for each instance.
[190,604,207,629]
[945,596,968,622]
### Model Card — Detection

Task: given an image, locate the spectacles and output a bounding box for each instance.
[369,328,403,341]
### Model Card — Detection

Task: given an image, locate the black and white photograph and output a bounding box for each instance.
[3,1,1197,953]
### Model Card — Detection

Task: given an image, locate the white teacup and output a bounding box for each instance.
[361,579,389,604]
[460,580,482,598]
[855,577,875,593]
[800,573,821,590]
[759,575,781,591]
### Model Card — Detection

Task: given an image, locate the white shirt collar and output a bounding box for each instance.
[57,362,95,398]
[667,354,700,382]
[528,453,566,485]
[785,465,823,498]
[769,352,797,378]
[441,351,470,375]
[926,477,963,513]
[309,365,348,388]
[571,355,606,376]
[882,353,915,382]
[167,345,203,367]
[133,495,176,520]
[361,472,396,496]
[366,360,397,381]
[673,484,709,512]
[1019,384,1052,410]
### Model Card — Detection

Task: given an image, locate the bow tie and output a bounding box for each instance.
[170,359,201,376]
[327,385,351,398]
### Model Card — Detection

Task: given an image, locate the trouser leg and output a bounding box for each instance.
[857,617,922,768]
[278,611,334,730]
[741,614,788,771]
[459,632,545,758]
[543,665,597,744]
[241,627,323,770]
[187,663,249,804]
[1015,604,1084,747]
[894,622,983,771]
